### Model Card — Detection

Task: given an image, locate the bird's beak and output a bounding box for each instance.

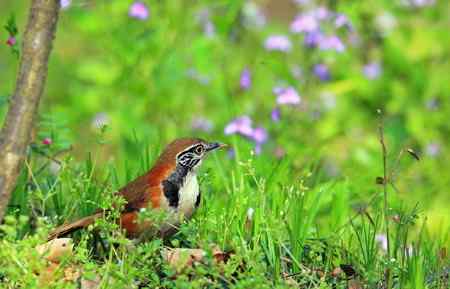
[206,142,227,152]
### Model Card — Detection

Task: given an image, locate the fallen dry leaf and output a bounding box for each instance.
[64,265,81,282]
[211,245,233,263]
[332,267,343,277]
[36,238,73,263]
[163,248,205,272]
[162,246,232,273]
[348,278,363,289]
[37,262,60,285]
[80,275,101,289]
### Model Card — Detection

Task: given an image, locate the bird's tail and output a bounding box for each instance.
[47,212,103,241]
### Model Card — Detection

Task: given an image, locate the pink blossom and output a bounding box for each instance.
[251,127,268,155]
[224,116,253,137]
[363,62,382,80]
[129,2,149,20]
[42,138,53,146]
[274,146,286,159]
[6,36,16,46]
[312,6,330,20]
[425,142,440,157]
[274,86,301,105]
[318,35,345,52]
[264,35,292,52]
[335,14,351,29]
[290,13,319,33]
[191,117,213,132]
[251,127,268,144]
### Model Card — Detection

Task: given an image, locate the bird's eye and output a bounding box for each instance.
[195,145,204,155]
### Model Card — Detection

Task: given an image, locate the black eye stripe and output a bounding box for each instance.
[177,144,204,168]
[189,158,200,167]
[178,153,193,167]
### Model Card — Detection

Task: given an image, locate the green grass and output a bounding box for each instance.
[0,0,449,288]
[0,130,448,288]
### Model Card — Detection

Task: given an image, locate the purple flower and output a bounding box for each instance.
[425,98,440,110]
[242,2,267,29]
[274,86,301,105]
[6,36,16,46]
[304,31,322,48]
[196,9,216,37]
[203,21,215,38]
[313,64,330,81]
[240,68,251,90]
[227,148,236,159]
[274,146,286,159]
[294,0,311,5]
[251,127,268,144]
[91,112,110,129]
[186,68,210,85]
[400,0,435,7]
[191,117,214,132]
[312,6,330,20]
[42,138,53,146]
[363,62,382,80]
[318,35,345,52]
[224,116,253,137]
[252,127,269,155]
[224,117,270,155]
[264,35,292,52]
[290,65,303,79]
[129,1,149,20]
[254,144,263,155]
[376,234,388,252]
[290,13,319,34]
[60,0,71,9]
[335,14,351,29]
[271,107,281,122]
[425,142,440,157]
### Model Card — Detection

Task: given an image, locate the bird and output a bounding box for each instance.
[48,138,226,241]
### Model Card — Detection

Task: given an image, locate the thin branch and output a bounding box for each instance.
[0,0,61,221]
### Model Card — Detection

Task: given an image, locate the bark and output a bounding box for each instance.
[0,0,60,221]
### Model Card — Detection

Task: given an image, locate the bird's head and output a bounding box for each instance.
[157,138,226,171]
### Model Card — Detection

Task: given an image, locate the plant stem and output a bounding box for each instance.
[378,110,392,289]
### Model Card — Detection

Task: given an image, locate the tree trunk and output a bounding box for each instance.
[0,0,60,221]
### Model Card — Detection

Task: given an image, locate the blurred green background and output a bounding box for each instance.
[0,0,448,233]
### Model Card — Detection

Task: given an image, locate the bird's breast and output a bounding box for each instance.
[176,172,200,218]
[129,170,200,241]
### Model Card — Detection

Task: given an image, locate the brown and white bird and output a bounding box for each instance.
[48,138,226,241]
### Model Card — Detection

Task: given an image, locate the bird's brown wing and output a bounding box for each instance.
[118,173,164,212]
[118,173,151,211]
[118,163,172,211]
[48,165,170,240]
